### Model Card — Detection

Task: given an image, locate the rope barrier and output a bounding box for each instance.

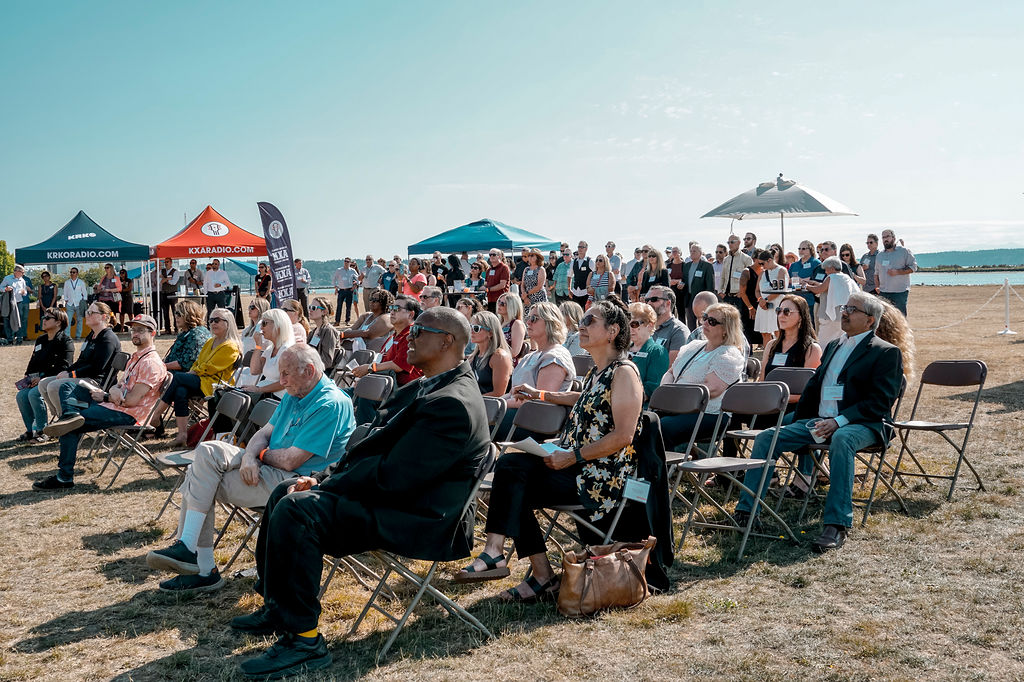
[910,281,1009,332]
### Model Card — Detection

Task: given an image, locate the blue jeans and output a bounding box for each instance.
[57,402,135,481]
[735,419,878,528]
[16,385,47,432]
[879,290,909,315]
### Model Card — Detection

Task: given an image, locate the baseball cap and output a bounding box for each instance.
[130,314,158,332]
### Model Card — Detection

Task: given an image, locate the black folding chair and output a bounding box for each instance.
[91,374,175,489]
[571,354,595,379]
[648,383,710,502]
[481,396,507,440]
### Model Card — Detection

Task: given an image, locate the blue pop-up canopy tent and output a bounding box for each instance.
[15,210,150,264]
[407,218,561,255]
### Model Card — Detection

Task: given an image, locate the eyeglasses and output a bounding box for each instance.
[629,320,642,329]
[644,297,665,303]
[776,308,796,317]
[470,324,485,333]
[799,246,810,251]
[42,315,56,321]
[248,304,259,310]
[422,294,439,300]
[525,314,541,323]
[841,252,852,257]
[388,304,407,312]
[85,309,101,316]
[496,299,507,306]
[701,314,723,327]
[841,304,866,315]
[409,323,451,340]
[579,313,600,327]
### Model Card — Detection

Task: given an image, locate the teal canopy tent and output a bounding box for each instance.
[228,258,259,276]
[15,210,150,264]
[407,218,561,255]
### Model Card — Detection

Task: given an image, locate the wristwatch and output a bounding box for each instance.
[573,448,584,464]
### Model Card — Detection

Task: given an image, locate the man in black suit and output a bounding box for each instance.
[680,243,717,329]
[233,307,490,679]
[733,291,902,553]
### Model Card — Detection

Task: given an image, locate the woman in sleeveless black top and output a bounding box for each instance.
[760,294,823,390]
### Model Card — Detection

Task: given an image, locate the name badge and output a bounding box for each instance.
[823,385,844,400]
[880,260,890,267]
[633,351,648,358]
[771,352,787,365]
[624,477,651,503]
[814,273,826,281]
[34,344,43,352]
[648,275,655,282]
[310,335,320,347]
[488,269,495,276]
[732,271,741,279]
[861,257,870,266]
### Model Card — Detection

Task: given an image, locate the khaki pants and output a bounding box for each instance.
[38,376,100,416]
[361,287,376,311]
[179,440,295,548]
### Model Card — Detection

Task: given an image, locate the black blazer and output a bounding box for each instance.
[681,260,716,302]
[26,331,75,377]
[794,332,902,443]
[317,361,491,561]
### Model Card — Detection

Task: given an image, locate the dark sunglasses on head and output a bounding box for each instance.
[702,314,723,327]
[409,323,451,340]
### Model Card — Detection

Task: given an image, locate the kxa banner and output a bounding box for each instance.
[257,202,297,302]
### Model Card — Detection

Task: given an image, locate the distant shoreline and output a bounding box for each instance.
[919,266,1024,273]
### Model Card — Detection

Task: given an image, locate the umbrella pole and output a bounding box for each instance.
[779,212,785,255]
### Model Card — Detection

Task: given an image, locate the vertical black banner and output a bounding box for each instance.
[257,202,297,302]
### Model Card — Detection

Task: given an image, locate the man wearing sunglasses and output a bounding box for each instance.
[733,292,902,554]
[352,295,423,387]
[232,307,491,679]
[643,285,689,363]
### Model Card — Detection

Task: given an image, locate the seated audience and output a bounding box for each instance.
[339,289,394,346]
[352,294,423,386]
[643,285,690,363]
[684,291,719,344]
[733,292,902,553]
[229,308,489,679]
[627,302,669,402]
[469,311,513,397]
[146,344,355,593]
[239,309,295,398]
[420,286,443,310]
[456,296,643,602]
[37,301,120,418]
[559,300,584,355]
[497,293,528,364]
[240,298,270,357]
[163,300,212,372]
[16,308,74,442]
[280,299,310,345]
[36,315,168,490]
[759,294,823,389]
[151,308,242,446]
[306,296,341,372]
[456,296,484,355]
[658,303,745,450]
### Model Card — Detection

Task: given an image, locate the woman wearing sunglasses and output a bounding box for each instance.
[760,295,822,385]
[279,299,310,345]
[658,303,746,449]
[241,298,271,356]
[254,263,273,301]
[838,243,867,288]
[162,300,212,374]
[150,308,241,446]
[468,311,513,397]
[16,307,74,442]
[306,297,341,373]
[237,308,295,397]
[456,295,643,603]
[351,294,423,386]
[339,289,394,348]
[627,302,669,402]
[496,293,528,365]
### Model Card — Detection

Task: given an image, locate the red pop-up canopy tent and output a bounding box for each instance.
[151,205,267,259]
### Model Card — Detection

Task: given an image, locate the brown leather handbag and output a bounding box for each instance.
[557,536,657,617]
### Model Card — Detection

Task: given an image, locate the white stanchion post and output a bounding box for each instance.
[998,278,1016,336]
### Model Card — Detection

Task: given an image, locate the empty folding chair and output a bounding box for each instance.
[499,399,568,444]
[352,373,394,406]
[890,360,988,501]
[364,336,387,353]
[724,367,815,458]
[153,389,252,521]
[346,444,497,663]
[673,381,796,559]
[91,374,175,489]
[334,349,377,388]
[101,351,131,390]
[649,383,710,499]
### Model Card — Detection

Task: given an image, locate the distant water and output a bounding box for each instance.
[914,271,1024,286]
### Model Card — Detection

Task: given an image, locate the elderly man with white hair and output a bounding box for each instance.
[146,344,356,593]
[419,285,443,309]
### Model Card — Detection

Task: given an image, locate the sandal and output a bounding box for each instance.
[453,551,510,584]
[17,431,35,442]
[498,575,560,604]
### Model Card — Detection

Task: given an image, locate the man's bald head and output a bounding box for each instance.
[419,306,471,351]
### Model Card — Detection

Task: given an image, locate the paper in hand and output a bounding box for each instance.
[505,438,561,457]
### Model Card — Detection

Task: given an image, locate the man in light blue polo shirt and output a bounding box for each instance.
[146,344,355,593]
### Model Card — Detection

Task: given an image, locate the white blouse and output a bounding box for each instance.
[661,340,745,413]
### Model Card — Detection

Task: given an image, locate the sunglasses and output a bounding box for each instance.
[579,313,601,328]
[86,309,101,315]
[497,299,507,306]
[309,305,325,311]
[525,314,541,323]
[42,315,56,321]
[470,324,485,333]
[648,255,658,259]
[388,304,407,312]
[248,304,259,310]
[409,323,451,340]
[776,308,796,317]
[701,314,723,327]
[629,320,642,329]
[260,319,271,326]
[209,317,228,323]
[644,297,665,303]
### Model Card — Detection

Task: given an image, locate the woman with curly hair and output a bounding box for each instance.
[163,300,212,372]
[455,295,643,603]
[874,295,916,381]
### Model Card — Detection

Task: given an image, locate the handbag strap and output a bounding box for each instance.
[576,550,650,615]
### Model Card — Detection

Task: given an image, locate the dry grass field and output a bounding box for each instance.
[2,285,1023,681]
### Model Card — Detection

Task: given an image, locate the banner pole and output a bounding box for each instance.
[998,278,1017,335]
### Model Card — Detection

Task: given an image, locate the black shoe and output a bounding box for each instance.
[782,485,808,500]
[811,524,849,554]
[32,475,74,491]
[17,430,35,442]
[159,568,224,593]
[239,633,331,679]
[146,540,199,575]
[733,510,762,531]
[43,414,85,438]
[231,605,283,635]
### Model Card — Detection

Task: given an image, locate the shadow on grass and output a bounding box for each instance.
[947,379,1024,415]
[0,475,171,511]
[5,452,59,470]
[84,526,165,556]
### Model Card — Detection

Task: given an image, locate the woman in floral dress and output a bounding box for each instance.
[455,294,643,603]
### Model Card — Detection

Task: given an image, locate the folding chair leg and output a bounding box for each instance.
[221,514,261,574]
[153,470,187,521]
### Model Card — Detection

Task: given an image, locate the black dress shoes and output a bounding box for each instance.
[811,524,849,553]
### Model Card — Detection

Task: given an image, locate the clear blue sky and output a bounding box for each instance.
[2,1,1021,259]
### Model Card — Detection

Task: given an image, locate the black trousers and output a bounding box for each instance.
[254,480,378,633]
[295,288,309,318]
[571,294,589,309]
[484,452,582,558]
[674,287,688,321]
[153,293,177,333]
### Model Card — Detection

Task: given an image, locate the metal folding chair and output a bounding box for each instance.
[91,374,175,489]
[345,444,497,664]
[889,360,988,501]
[481,396,507,440]
[649,383,710,500]
[101,351,131,390]
[213,398,281,574]
[499,399,568,444]
[674,381,796,559]
[152,390,252,521]
[334,349,377,388]
[352,373,395,405]
[364,335,387,353]
[723,367,815,458]
[744,357,761,382]
[571,353,595,379]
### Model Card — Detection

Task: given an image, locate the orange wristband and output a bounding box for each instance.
[339,331,345,339]
[371,362,378,372]
[258,448,268,462]
[538,390,545,402]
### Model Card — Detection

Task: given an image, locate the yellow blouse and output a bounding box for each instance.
[192,338,242,395]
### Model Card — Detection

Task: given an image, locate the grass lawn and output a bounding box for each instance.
[2,285,1023,681]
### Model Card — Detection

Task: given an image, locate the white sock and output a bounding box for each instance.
[179,510,206,552]
[197,546,216,576]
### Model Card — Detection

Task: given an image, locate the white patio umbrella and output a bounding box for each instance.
[701,173,857,253]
